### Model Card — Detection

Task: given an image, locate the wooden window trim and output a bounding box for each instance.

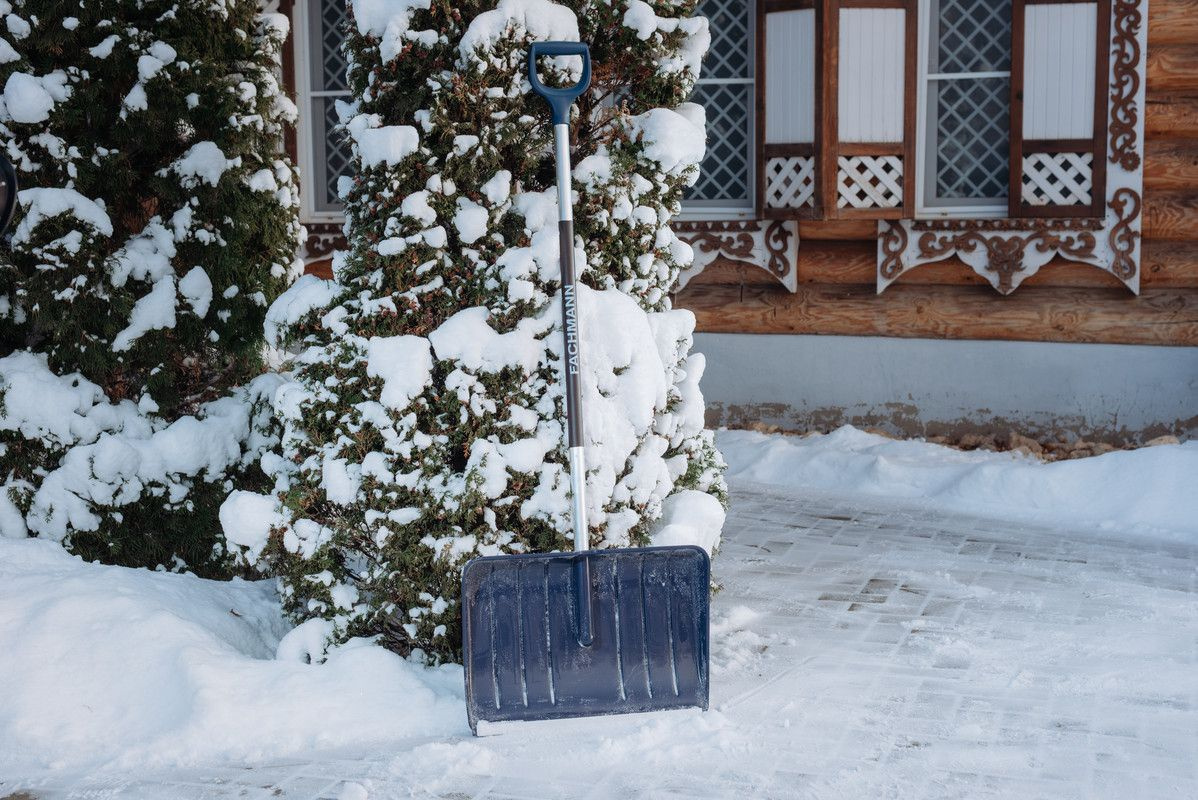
[757,0,821,219]
[820,0,915,220]
[757,0,1118,223]
[818,0,837,218]
[1008,0,1112,219]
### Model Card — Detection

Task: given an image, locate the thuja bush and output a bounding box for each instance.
[0,0,301,574]
[222,0,727,662]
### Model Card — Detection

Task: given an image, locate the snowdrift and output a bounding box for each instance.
[718,426,1198,539]
[0,538,467,775]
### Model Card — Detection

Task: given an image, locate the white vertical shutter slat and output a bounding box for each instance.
[765,9,816,144]
[838,7,905,143]
[1023,3,1097,140]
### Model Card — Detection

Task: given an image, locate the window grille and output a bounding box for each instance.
[685,0,755,211]
[304,0,352,216]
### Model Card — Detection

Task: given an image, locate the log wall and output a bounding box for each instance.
[677,0,1198,347]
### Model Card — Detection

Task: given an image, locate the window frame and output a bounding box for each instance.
[914,0,1013,218]
[293,0,351,224]
[1007,0,1111,219]
[680,0,758,220]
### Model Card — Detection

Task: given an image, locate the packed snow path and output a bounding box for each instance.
[11,482,1197,799]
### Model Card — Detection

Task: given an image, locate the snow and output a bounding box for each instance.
[346,116,420,169]
[219,490,284,563]
[650,489,725,555]
[263,274,341,348]
[5,12,30,39]
[629,107,706,179]
[321,457,361,505]
[622,0,659,40]
[365,334,434,410]
[459,0,580,62]
[0,353,282,541]
[178,266,213,317]
[429,306,544,375]
[350,0,434,62]
[0,351,105,450]
[400,189,437,225]
[0,538,464,774]
[3,71,56,123]
[109,218,176,288]
[481,169,512,205]
[454,197,488,244]
[164,141,240,188]
[620,0,710,82]
[88,34,119,59]
[12,188,113,245]
[718,426,1198,539]
[111,276,177,352]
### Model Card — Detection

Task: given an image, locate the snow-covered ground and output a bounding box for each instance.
[2,427,1195,798]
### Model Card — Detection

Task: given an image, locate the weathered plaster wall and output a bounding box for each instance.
[697,333,1198,444]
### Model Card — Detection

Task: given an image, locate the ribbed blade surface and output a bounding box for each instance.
[461,545,710,732]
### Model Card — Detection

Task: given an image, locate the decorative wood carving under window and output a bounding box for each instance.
[876,0,1146,294]
[301,222,347,261]
[674,220,799,292]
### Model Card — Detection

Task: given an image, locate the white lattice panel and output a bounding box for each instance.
[837,156,902,209]
[1021,152,1093,206]
[765,157,815,209]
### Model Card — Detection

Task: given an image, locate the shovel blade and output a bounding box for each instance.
[461,545,710,733]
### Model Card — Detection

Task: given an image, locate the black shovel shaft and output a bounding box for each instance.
[558,216,582,450]
[554,124,583,452]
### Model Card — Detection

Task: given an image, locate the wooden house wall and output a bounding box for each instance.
[676,0,1198,347]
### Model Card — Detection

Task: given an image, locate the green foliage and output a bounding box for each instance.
[0,0,300,571]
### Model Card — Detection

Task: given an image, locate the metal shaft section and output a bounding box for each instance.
[554,122,593,647]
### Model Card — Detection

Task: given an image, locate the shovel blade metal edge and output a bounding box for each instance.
[461,545,710,733]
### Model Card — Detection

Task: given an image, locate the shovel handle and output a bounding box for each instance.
[527,42,591,125]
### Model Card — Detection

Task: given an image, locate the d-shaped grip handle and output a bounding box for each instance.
[527,41,591,125]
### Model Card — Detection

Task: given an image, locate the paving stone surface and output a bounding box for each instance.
[10,482,1197,799]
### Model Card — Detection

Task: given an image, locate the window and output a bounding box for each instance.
[295,0,751,220]
[760,0,1114,221]
[684,0,756,213]
[917,0,1013,216]
[295,0,352,219]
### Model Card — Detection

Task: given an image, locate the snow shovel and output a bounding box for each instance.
[0,152,17,237]
[460,41,710,734]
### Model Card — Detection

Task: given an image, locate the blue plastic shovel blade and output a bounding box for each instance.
[461,545,710,733]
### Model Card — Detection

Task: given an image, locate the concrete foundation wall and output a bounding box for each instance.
[695,334,1198,444]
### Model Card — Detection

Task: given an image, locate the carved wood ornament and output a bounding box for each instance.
[1108,0,1143,172]
[674,220,799,292]
[302,222,347,261]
